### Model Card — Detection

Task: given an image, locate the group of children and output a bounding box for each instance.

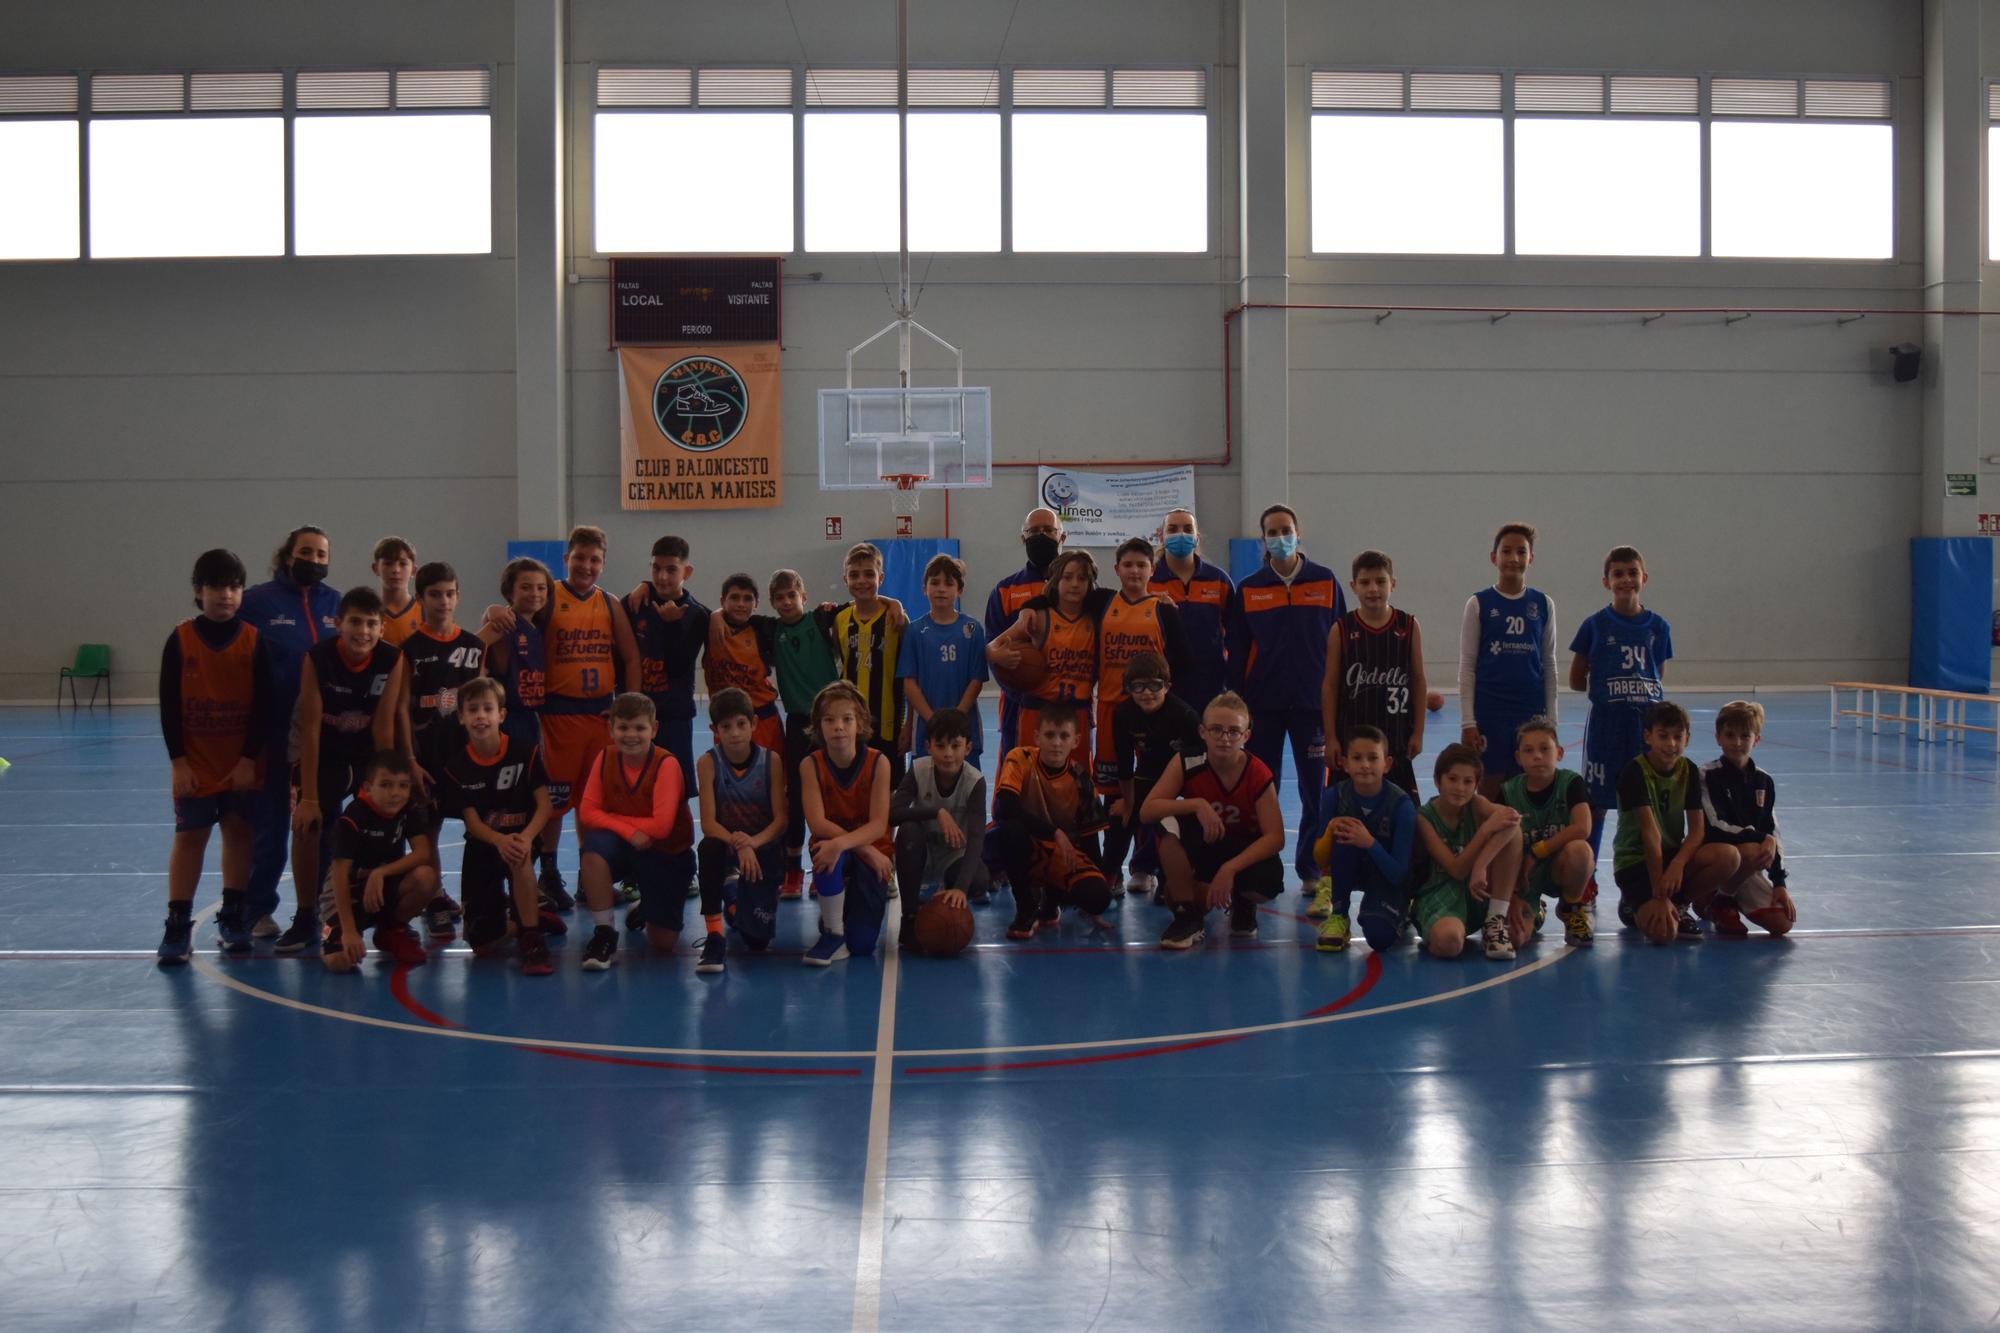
[155,512,1796,974]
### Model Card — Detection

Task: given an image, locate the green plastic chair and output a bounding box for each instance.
[58,643,111,709]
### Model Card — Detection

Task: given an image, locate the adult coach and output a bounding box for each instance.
[984,506,1064,751]
[1149,507,1232,714]
[236,524,339,941]
[1226,503,1345,895]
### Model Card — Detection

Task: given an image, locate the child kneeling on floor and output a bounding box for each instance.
[693,687,790,974]
[1700,700,1796,937]
[799,682,895,965]
[322,750,438,973]
[1144,691,1287,950]
[1411,743,1525,960]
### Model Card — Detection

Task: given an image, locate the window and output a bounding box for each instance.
[593,68,793,253]
[800,69,1001,252]
[1011,69,1208,253]
[89,116,285,258]
[1310,71,1505,255]
[1309,69,1890,261]
[595,111,794,253]
[802,113,1001,252]
[1514,119,1699,256]
[290,68,492,256]
[1710,77,1893,259]
[294,115,491,255]
[0,118,80,260]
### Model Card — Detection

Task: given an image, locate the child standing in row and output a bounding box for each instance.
[769,569,841,898]
[1323,548,1425,796]
[400,561,483,938]
[157,549,270,965]
[1571,546,1672,856]
[898,555,988,771]
[1460,524,1558,799]
[832,543,908,784]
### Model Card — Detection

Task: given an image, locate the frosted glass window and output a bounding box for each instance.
[1310,114,1502,254]
[1012,113,1206,252]
[803,113,1000,252]
[1991,127,2000,261]
[594,112,793,253]
[293,114,491,255]
[1711,121,1892,259]
[88,117,284,258]
[1514,118,1700,256]
[0,120,80,259]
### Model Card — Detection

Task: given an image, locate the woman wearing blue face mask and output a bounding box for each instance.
[1225,504,1346,894]
[235,525,341,948]
[1149,509,1233,717]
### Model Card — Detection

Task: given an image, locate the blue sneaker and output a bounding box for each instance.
[157,912,193,966]
[803,931,850,967]
[215,905,252,954]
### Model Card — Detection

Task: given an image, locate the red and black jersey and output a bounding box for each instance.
[438,734,548,835]
[1334,609,1418,751]
[402,626,485,766]
[308,638,401,766]
[1178,751,1275,857]
[331,792,412,873]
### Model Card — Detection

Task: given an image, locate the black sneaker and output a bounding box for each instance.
[696,932,726,974]
[272,914,320,955]
[425,898,457,942]
[1160,910,1206,951]
[1676,905,1702,940]
[538,864,574,913]
[214,904,252,954]
[581,925,619,971]
[436,891,464,921]
[1228,897,1259,939]
[625,904,647,932]
[157,912,193,966]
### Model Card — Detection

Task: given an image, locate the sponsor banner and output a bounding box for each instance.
[1035,465,1197,545]
[617,344,782,510]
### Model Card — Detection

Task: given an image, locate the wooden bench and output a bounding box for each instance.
[1827,681,2000,750]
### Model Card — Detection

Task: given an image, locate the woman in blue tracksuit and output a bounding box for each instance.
[1225,504,1345,891]
[234,525,339,947]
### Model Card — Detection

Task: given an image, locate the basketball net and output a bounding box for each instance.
[886,472,926,517]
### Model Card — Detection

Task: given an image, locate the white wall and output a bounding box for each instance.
[0,0,1981,700]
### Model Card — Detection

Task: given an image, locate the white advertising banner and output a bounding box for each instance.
[1034,465,1198,545]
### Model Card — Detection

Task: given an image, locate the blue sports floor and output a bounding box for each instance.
[3,693,1998,1331]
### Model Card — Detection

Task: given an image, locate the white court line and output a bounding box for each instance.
[851,918,901,1333]
[0,1084,197,1094]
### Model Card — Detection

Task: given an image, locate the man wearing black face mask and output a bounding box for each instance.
[236,525,342,947]
[984,507,1065,759]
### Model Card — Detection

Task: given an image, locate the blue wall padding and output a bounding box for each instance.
[506,540,569,576]
[870,538,963,617]
[1228,538,1265,585]
[1909,537,1993,693]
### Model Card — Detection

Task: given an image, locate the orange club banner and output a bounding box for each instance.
[616,343,782,510]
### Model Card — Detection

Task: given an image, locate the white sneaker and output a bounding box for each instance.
[1483,911,1516,961]
[249,914,280,939]
[1126,871,1158,896]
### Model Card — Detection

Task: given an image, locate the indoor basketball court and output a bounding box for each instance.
[4,1,2000,1330]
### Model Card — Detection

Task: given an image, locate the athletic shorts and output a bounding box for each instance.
[1157,817,1286,893]
[1726,870,1780,912]
[1473,708,1535,778]
[173,790,254,833]
[319,869,404,930]
[1613,861,1689,916]
[539,711,610,813]
[1412,876,1491,936]
[582,829,684,933]
[1582,705,1649,808]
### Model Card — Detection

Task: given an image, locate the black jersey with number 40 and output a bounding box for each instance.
[402,627,485,765]
[1336,609,1418,750]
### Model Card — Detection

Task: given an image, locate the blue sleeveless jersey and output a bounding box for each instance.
[1471,586,1551,715]
[708,744,775,834]
[1569,606,1673,710]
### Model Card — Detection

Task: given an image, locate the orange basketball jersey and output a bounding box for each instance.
[1033,608,1098,705]
[807,750,892,856]
[544,581,616,702]
[1095,593,1165,711]
[177,620,260,795]
[704,617,777,711]
[379,597,422,647]
[593,745,692,854]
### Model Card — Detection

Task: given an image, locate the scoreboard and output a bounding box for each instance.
[609,257,783,346]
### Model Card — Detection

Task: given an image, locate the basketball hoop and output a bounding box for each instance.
[885,472,927,518]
